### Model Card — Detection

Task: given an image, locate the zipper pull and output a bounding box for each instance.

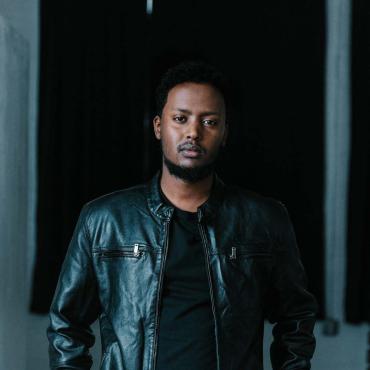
[229,246,237,260]
[197,207,203,223]
[133,243,140,257]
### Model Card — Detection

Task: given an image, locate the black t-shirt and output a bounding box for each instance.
[155,187,217,370]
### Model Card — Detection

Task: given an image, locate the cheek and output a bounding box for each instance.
[208,136,224,151]
[206,140,224,159]
[161,134,177,157]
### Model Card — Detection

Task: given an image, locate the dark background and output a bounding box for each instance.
[345,0,370,323]
[30,0,369,324]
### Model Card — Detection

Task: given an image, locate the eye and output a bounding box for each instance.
[173,116,187,123]
[202,119,217,126]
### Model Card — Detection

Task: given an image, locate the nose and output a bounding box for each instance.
[186,119,203,141]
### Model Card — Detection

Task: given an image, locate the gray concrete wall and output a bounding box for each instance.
[324,0,352,325]
[0,0,39,368]
[0,15,29,370]
[0,0,39,294]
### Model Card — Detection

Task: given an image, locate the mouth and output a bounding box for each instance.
[180,149,203,158]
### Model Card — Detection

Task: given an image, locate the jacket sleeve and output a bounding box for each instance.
[47,204,101,370]
[265,201,318,370]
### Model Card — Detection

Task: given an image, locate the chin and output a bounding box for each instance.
[178,160,204,168]
[163,154,216,183]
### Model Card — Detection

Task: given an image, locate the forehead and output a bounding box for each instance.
[165,82,225,113]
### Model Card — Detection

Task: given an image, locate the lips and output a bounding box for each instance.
[180,143,204,159]
[181,149,202,158]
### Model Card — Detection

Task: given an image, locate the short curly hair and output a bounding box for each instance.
[155,60,230,118]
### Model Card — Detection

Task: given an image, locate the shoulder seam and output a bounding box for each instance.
[81,204,93,259]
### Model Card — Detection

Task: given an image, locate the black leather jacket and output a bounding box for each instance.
[47,170,318,370]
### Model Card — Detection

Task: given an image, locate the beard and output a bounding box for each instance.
[161,142,223,183]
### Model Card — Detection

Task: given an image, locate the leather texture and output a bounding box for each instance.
[47,169,318,370]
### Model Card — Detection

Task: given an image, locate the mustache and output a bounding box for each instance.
[179,142,205,153]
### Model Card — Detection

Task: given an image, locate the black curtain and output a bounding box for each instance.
[145,0,325,319]
[31,1,325,316]
[345,0,370,323]
[30,2,148,312]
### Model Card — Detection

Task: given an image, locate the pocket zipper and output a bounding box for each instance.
[96,243,146,258]
[229,247,237,260]
[229,246,272,260]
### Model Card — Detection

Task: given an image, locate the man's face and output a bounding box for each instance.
[153,82,228,182]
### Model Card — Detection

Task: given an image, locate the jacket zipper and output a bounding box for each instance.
[198,212,220,370]
[151,215,172,370]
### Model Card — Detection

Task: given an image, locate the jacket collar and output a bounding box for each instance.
[146,169,225,222]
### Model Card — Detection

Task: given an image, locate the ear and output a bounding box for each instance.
[222,123,229,146]
[153,115,161,140]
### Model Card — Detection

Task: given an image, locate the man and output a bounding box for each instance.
[47,61,318,370]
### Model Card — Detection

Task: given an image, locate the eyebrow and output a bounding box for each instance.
[173,108,220,116]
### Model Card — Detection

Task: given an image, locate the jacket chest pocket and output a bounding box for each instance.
[215,240,274,276]
[227,242,274,279]
[92,243,155,306]
[214,240,274,310]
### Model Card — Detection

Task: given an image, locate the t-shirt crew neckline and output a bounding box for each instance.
[159,185,198,220]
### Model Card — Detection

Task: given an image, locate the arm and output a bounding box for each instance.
[47,204,101,370]
[265,202,318,370]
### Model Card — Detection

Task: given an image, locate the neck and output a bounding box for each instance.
[160,164,214,213]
